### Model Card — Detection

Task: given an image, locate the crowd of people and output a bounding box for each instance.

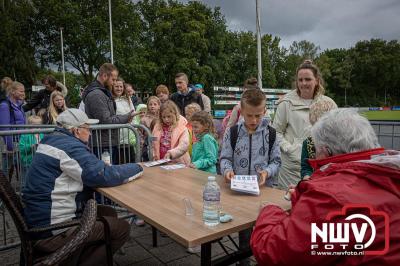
[0,59,398,265]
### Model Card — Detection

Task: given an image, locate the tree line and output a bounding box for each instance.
[1,0,399,107]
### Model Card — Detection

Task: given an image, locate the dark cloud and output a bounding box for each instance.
[181,0,400,50]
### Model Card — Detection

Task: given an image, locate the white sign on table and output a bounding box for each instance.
[231,175,260,195]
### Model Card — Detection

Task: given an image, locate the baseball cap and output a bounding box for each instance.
[56,108,99,129]
[194,84,203,90]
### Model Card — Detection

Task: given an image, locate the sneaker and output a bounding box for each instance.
[187,245,201,253]
[130,216,145,226]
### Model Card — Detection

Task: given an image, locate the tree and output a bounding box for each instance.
[289,40,320,60]
[350,39,400,106]
[122,0,229,95]
[321,48,353,106]
[31,0,141,84]
[0,0,38,84]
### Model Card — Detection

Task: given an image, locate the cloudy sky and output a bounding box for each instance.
[182,0,400,50]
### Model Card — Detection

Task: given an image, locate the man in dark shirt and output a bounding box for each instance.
[81,63,136,162]
[170,72,203,117]
[23,75,68,114]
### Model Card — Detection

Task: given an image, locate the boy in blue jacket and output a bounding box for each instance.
[220,88,281,265]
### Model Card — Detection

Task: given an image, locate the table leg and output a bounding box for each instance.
[201,242,212,266]
[152,226,158,247]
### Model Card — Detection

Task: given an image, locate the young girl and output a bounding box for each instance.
[133,103,150,161]
[184,103,201,156]
[141,96,160,129]
[44,91,67,124]
[19,115,44,188]
[133,104,147,125]
[189,111,218,174]
[152,100,190,164]
[155,84,170,104]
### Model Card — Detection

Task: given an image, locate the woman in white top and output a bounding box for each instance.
[112,78,145,226]
[272,60,335,189]
[112,78,137,163]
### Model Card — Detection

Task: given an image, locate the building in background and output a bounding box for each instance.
[213,86,291,118]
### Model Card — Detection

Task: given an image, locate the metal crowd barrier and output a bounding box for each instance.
[370,121,400,150]
[0,123,154,252]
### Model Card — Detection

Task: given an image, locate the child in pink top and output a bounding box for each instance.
[152,100,190,164]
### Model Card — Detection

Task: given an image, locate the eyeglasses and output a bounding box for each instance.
[78,126,90,131]
[326,146,333,156]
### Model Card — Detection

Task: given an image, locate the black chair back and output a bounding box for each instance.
[0,170,34,265]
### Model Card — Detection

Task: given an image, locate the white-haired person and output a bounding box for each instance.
[251,109,400,265]
[300,98,338,179]
[22,109,144,265]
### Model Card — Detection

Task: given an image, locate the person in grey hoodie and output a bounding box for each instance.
[81,63,135,162]
[219,88,281,266]
[220,90,281,187]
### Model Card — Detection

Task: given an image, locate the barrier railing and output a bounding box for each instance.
[370,121,400,150]
[0,123,154,252]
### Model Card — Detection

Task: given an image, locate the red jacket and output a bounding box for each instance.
[251,148,400,265]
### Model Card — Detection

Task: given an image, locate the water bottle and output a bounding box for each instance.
[203,176,221,226]
[102,150,111,165]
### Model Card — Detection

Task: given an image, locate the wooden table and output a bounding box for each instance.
[97,166,291,265]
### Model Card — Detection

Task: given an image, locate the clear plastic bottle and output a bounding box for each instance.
[102,150,111,165]
[203,176,221,226]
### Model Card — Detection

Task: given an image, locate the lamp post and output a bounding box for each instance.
[384,88,387,106]
[109,0,114,64]
[256,0,262,89]
[60,27,66,86]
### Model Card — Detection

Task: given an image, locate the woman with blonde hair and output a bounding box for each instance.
[0,81,26,179]
[113,78,134,160]
[272,59,336,189]
[43,91,67,124]
[0,81,26,151]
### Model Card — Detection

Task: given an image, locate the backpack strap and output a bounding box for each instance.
[230,124,275,160]
[267,125,276,160]
[229,124,239,153]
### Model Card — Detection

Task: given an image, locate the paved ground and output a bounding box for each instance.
[0,212,257,266]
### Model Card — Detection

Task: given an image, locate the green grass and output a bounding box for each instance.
[359,110,400,121]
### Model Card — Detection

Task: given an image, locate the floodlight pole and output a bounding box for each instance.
[256,0,262,89]
[109,0,114,64]
[60,27,66,86]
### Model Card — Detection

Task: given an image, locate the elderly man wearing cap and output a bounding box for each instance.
[194,83,211,114]
[22,108,143,265]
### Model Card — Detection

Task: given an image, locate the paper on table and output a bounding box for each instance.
[160,164,186,170]
[125,171,143,183]
[143,159,171,167]
[230,175,260,195]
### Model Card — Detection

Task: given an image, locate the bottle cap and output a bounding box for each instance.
[208,176,216,181]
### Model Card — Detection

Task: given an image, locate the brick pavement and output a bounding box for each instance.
[0,219,257,266]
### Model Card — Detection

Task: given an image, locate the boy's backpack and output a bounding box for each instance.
[230,124,276,159]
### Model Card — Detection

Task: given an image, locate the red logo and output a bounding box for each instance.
[311,204,390,255]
